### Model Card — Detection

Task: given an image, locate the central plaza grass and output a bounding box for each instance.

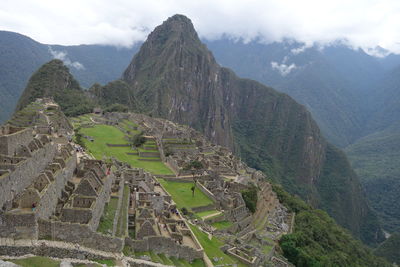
[78,124,173,175]
[189,224,247,266]
[158,179,214,210]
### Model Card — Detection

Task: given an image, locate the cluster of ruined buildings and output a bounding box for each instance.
[0,100,291,266]
[103,112,293,266]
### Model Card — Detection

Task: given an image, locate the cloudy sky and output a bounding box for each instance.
[1,0,400,53]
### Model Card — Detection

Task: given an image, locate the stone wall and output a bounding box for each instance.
[125,236,203,262]
[192,204,216,213]
[0,142,57,210]
[0,128,33,156]
[36,154,77,220]
[38,219,124,252]
[0,212,37,239]
[88,172,115,231]
[196,182,217,203]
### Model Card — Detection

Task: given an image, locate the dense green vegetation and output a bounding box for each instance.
[241,184,258,213]
[158,179,213,211]
[346,127,400,232]
[273,185,390,267]
[374,232,400,264]
[77,124,173,175]
[317,144,384,245]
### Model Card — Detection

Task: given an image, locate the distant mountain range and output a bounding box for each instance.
[0,30,139,123]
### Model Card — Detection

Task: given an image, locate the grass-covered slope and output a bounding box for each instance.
[273,185,391,267]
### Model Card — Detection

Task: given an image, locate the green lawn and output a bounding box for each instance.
[97,197,119,234]
[9,256,59,267]
[116,185,130,237]
[189,224,247,266]
[78,124,173,175]
[158,179,214,210]
[196,209,220,218]
[211,220,233,230]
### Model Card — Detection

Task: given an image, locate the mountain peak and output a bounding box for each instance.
[145,14,199,47]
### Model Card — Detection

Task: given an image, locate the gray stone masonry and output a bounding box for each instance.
[36,154,77,220]
[0,141,57,210]
[0,127,33,156]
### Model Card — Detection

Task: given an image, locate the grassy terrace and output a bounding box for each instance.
[211,220,233,230]
[189,224,247,266]
[8,256,60,267]
[158,179,214,211]
[195,209,220,218]
[78,124,173,175]
[97,197,119,234]
[116,185,130,237]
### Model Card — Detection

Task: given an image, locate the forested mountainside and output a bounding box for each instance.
[0,30,139,123]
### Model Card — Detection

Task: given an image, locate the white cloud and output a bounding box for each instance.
[48,47,85,70]
[291,45,309,55]
[0,0,400,53]
[271,61,297,76]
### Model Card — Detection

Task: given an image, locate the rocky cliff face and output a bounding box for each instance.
[120,15,382,244]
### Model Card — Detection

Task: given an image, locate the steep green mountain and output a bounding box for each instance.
[374,232,400,264]
[15,59,93,116]
[0,30,139,123]
[112,14,382,244]
[89,80,135,109]
[274,185,390,267]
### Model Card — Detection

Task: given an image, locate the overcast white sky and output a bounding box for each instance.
[1,0,400,53]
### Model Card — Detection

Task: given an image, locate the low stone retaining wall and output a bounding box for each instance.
[106,144,130,147]
[125,236,203,262]
[127,152,139,155]
[0,241,113,261]
[139,152,160,157]
[38,219,124,253]
[196,183,217,203]
[192,204,216,213]
[138,159,161,162]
